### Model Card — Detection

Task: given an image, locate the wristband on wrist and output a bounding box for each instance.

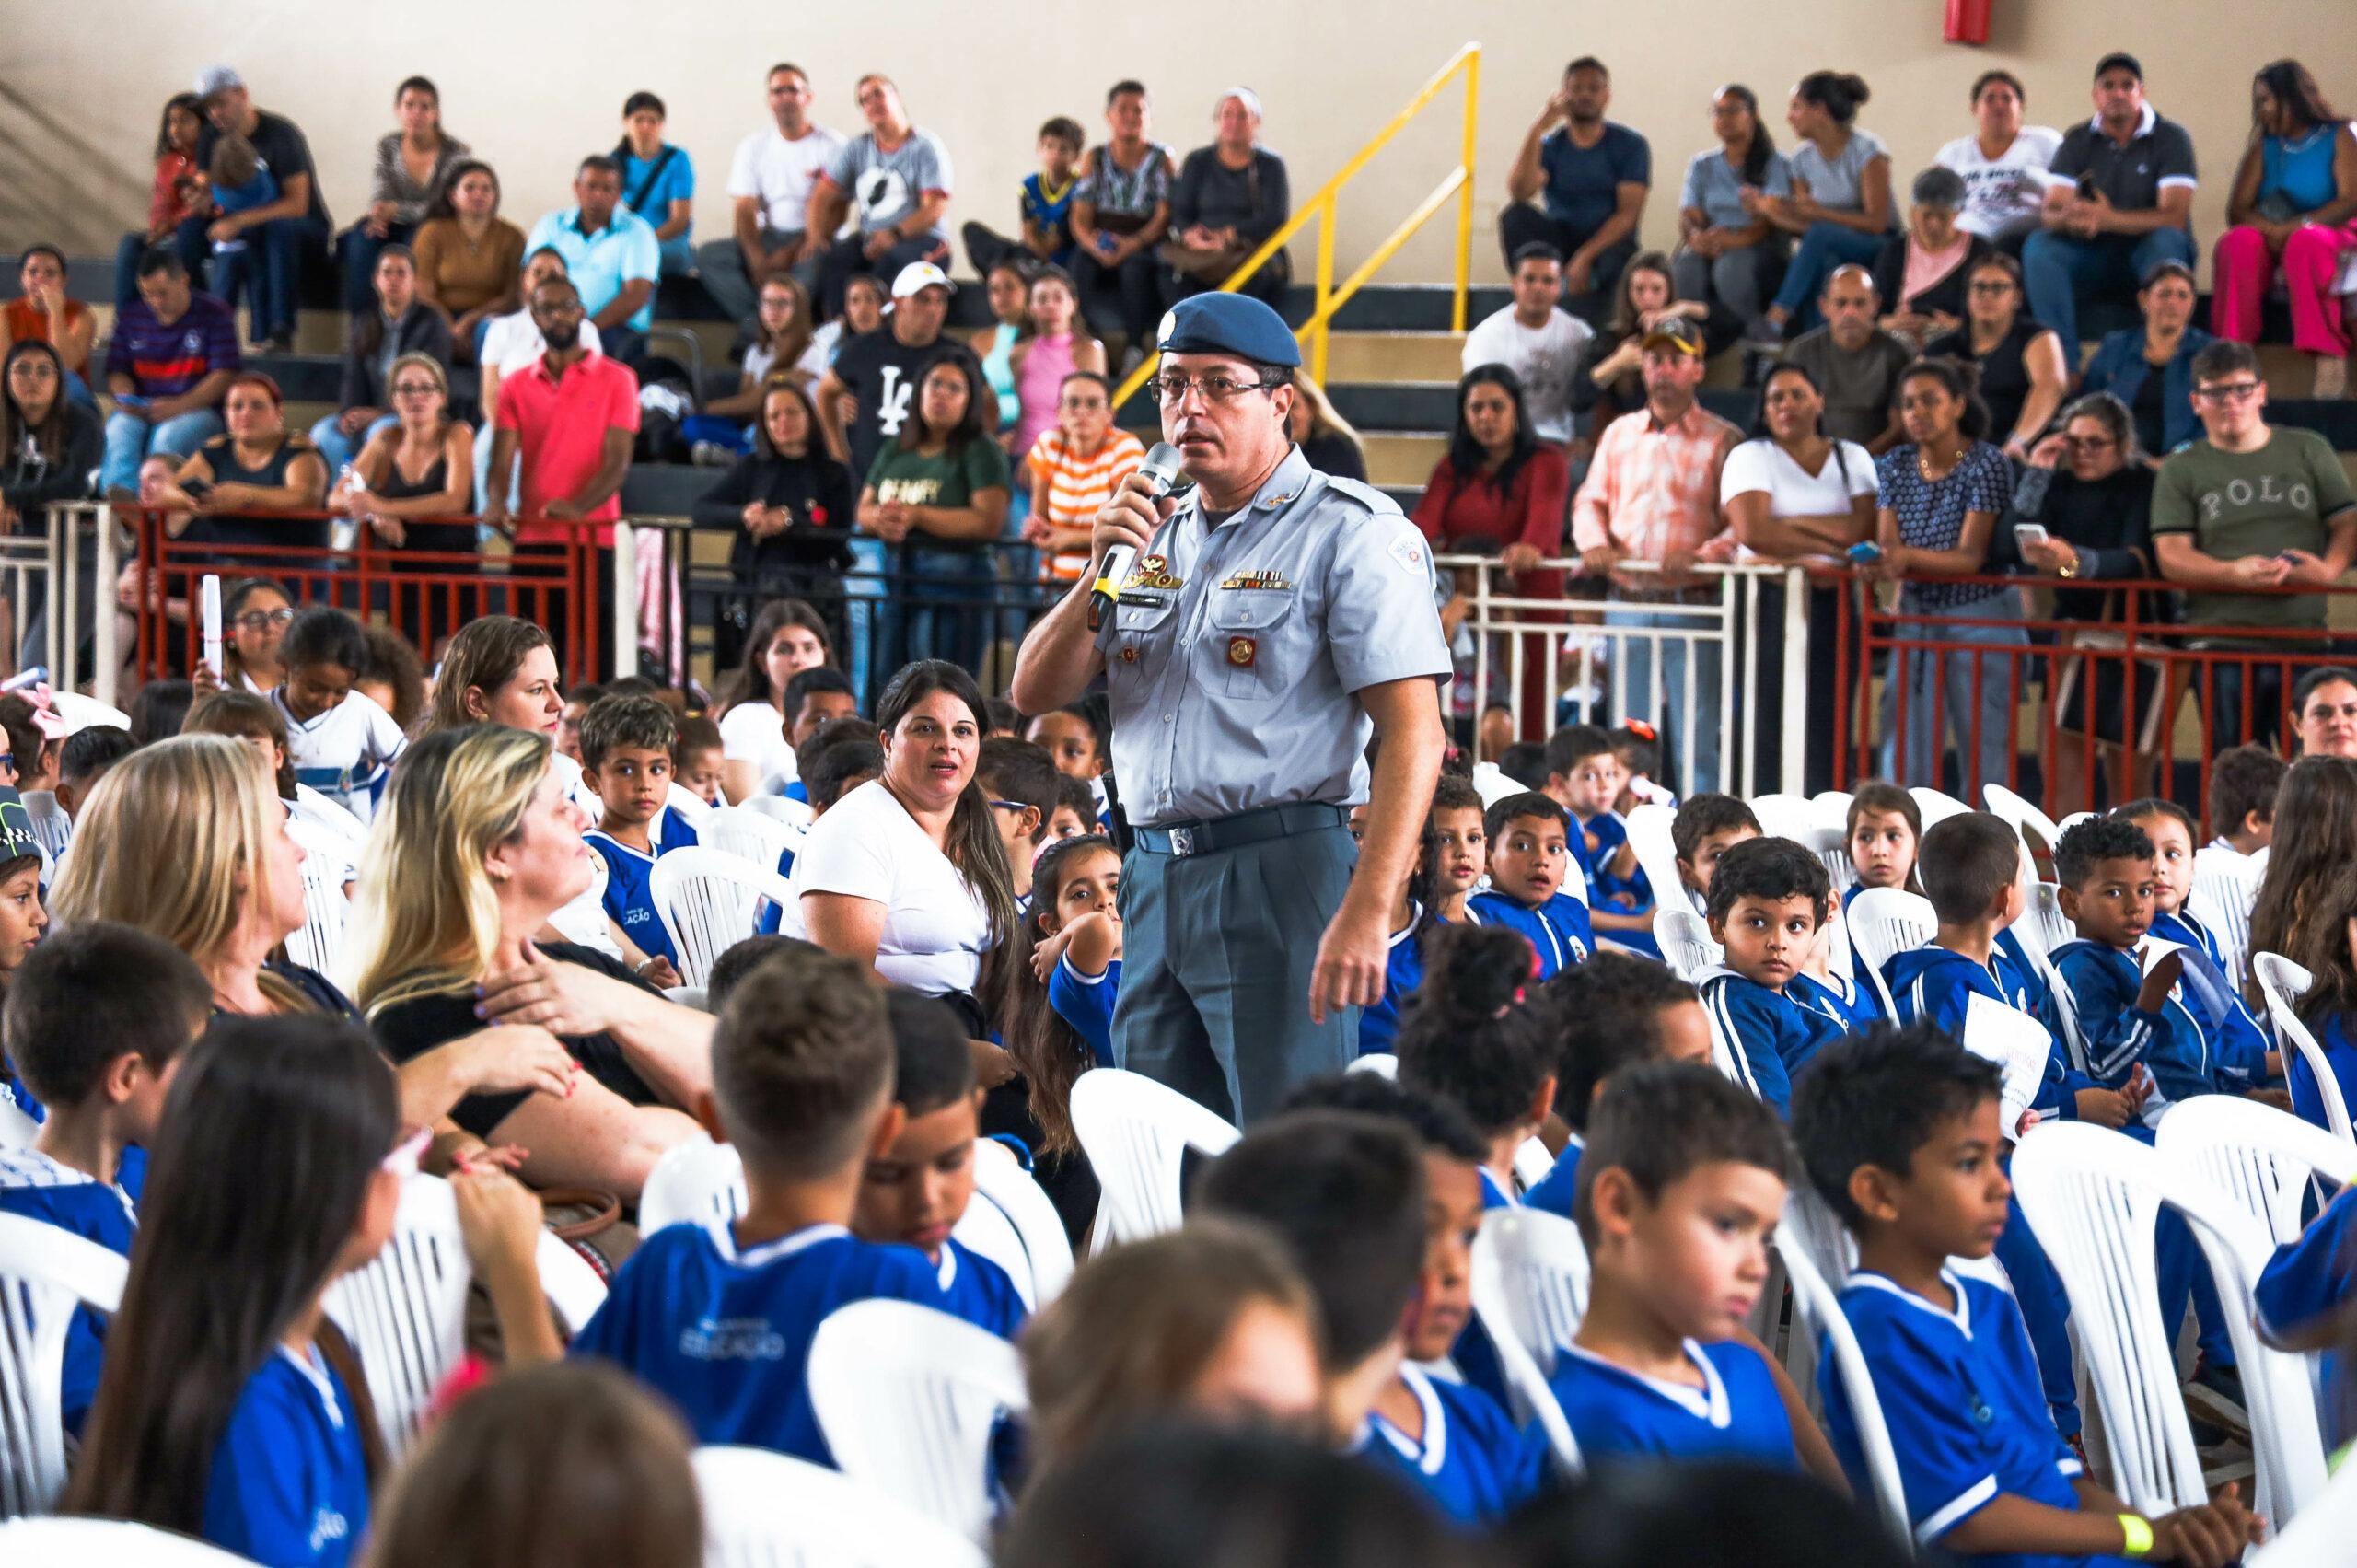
[2118,1514,2154,1558]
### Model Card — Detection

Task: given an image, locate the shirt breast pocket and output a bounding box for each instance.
[1203,590,1301,699]
[1111,596,1177,665]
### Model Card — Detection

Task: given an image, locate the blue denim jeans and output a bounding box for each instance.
[843,536,894,708]
[1879,591,2029,795]
[101,408,224,494]
[2020,226,2195,355]
[1771,222,1887,328]
[901,542,994,677]
[1613,599,1724,796]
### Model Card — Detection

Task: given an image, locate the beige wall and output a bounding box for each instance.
[1,2,2327,287]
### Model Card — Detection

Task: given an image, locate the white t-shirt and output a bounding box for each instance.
[795,780,991,996]
[479,310,604,376]
[1459,306,1594,447]
[1935,127,2064,240]
[273,690,407,825]
[727,122,850,233]
[1720,437,1879,561]
[718,701,799,787]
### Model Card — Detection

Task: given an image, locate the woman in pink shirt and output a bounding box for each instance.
[1009,267,1107,474]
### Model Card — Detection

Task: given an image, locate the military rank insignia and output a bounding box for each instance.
[1226,636,1257,668]
[1121,554,1185,591]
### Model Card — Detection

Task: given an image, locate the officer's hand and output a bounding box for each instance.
[1091,471,1171,577]
[1309,900,1390,1026]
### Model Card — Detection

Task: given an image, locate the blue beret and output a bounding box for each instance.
[1155,293,1301,367]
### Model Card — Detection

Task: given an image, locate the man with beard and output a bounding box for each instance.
[1502,57,1650,308]
[483,275,639,669]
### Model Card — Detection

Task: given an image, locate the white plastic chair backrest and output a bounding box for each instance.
[2192,848,2263,997]
[534,1231,610,1334]
[2251,1447,2357,1568]
[2155,1092,2356,1249]
[1844,889,1936,1018]
[282,816,352,978]
[1820,903,1856,982]
[807,1299,1028,1543]
[1067,1069,1239,1245]
[0,1098,36,1150]
[322,1173,470,1462]
[1471,1207,1589,1377]
[1983,783,2062,869]
[691,1445,991,1568]
[2007,1123,2212,1516]
[649,847,795,987]
[1347,1053,1398,1078]
[50,693,131,737]
[664,985,711,1013]
[1747,792,1816,844]
[1774,1203,1911,1546]
[0,1215,127,1517]
[1623,804,1686,914]
[2014,883,2073,977]
[1908,786,1971,829]
[1513,1137,1553,1193]
[2057,810,2096,836]
[701,806,794,871]
[951,1139,1074,1310]
[1653,907,1724,983]
[0,1516,264,1564]
[744,793,814,828]
[638,1133,749,1240]
[2255,955,2353,1144]
[1465,1227,1585,1478]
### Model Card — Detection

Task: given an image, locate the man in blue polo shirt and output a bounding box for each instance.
[527,155,661,366]
[1501,58,1649,309]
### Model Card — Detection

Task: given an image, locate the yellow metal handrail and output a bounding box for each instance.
[1110,42,1480,408]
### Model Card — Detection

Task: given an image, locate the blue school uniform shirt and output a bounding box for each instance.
[203,1346,369,1568]
[1576,811,1660,958]
[620,145,697,269]
[938,1237,1029,1341]
[570,1219,948,1464]
[1466,889,1592,981]
[0,1147,135,1436]
[1825,1271,2104,1566]
[1479,1167,1517,1212]
[2148,908,2270,1090]
[586,807,701,965]
[2042,939,2217,1107]
[1048,955,1120,1067]
[1548,1338,1798,1469]
[1788,969,1884,1031]
[2258,1186,2357,1449]
[1360,907,1431,1057]
[1356,1363,1552,1525]
[1699,967,1844,1117]
[2286,1013,2357,1135]
[1891,943,2086,1121]
[1522,1134,1582,1221]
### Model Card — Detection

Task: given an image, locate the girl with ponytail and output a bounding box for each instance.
[1395,923,1560,1207]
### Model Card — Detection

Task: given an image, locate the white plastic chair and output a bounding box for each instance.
[1844,888,1937,1018]
[1774,1200,1911,1546]
[1470,1207,1590,1377]
[1653,907,1723,983]
[2192,847,2263,998]
[1808,792,1861,892]
[951,1140,1074,1310]
[1623,803,1688,917]
[1908,786,1971,829]
[1068,1069,1239,1246]
[665,985,712,1013]
[1347,1053,1398,1078]
[691,1445,990,1568]
[2014,882,2073,979]
[807,1299,1028,1544]
[2156,1094,2354,1260]
[0,1516,263,1564]
[0,1215,128,1517]
[1747,792,1817,844]
[2254,954,2353,1144]
[638,1133,749,1239]
[282,815,353,979]
[744,794,814,829]
[700,805,794,873]
[1468,1211,1585,1476]
[1983,783,2063,870]
[1512,1137,1554,1193]
[2253,1451,2357,1568]
[649,847,795,988]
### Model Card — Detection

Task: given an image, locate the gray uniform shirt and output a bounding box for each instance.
[1094,445,1450,826]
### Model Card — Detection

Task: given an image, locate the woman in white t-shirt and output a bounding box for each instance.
[714,598,833,802]
[798,660,1019,1055]
[1722,361,1880,792]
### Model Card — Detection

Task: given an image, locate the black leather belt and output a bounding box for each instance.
[1133,802,1351,857]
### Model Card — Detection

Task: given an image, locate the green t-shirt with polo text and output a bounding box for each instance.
[2151,428,2355,635]
[864,437,1010,548]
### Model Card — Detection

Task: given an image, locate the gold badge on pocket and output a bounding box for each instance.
[1226,636,1257,668]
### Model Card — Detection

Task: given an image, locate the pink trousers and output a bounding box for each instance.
[2211,221,2357,356]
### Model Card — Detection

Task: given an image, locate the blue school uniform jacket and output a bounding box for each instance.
[0,1148,134,1435]
[203,1347,370,1567]
[1466,889,1593,981]
[1699,967,1845,1116]
[938,1237,1029,1341]
[2149,909,2270,1088]
[1522,1135,1583,1221]
[2286,1013,2357,1136]
[1888,943,2086,1121]
[586,806,702,964]
[1825,1271,2098,1566]
[1577,811,1661,959]
[1359,908,1432,1058]
[1548,1338,1798,1469]
[1048,955,1120,1067]
[2041,939,2220,1106]
[570,1220,950,1464]
[1356,1363,1552,1525]
[1787,969,1885,1032]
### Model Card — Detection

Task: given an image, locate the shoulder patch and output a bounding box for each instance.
[1387,532,1428,575]
[1320,474,1402,517]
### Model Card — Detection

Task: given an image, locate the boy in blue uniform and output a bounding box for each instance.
[1668,793,1761,915]
[581,693,702,980]
[1398,924,1559,1210]
[978,738,1057,917]
[2255,1185,2357,1457]
[1194,1109,1432,1448]
[1544,724,1655,957]
[1468,792,1593,981]
[1361,775,1488,1056]
[0,924,210,1437]
[1698,837,1847,1116]
[1525,954,1714,1219]
[1548,1061,1810,1469]
[1283,1073,1551,1523]
[1791,1025,2266,1565]
[569,944,955,1463]
[852,990,1028,1338]
[2200,747,2282,858]
[2115,799,2273,1095]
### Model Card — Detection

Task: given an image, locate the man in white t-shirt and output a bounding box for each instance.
[1459,242,1594,446]
[698,63,850,322]
[1935,69,2063,247]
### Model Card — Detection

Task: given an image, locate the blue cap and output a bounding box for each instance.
[1155,293,1301,368]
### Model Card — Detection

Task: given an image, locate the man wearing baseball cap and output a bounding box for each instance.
[187,65,331,352]
[2023,52,2198,354]
[1570,313,1742,793]
[1013,290,1448,1125]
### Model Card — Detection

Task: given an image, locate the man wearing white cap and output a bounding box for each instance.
[806,74,954,319]
[1162,89,1291,308]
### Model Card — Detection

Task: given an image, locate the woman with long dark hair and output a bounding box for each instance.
[713,597,835,802]
[857,356,1011,675]
[0,338,101,529]
[412,159,526,362]
[1674,85,1792,337]
[1570,252,1707,447]
[343,75,470,313]
[2251,756,2357,1016]
[2212,60,2357,396]
[1923,251,2068,459]
[693,381,855,668]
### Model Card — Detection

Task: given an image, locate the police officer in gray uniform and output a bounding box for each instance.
[1012,293,1448,1125]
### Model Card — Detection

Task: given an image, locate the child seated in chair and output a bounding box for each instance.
[1359,773,1489,1058]
[1524,953,1715,1219]
[1397,924,1558,1212]
[2202,745,2283,858]
[1544,724,1655,957]
[1792,1025,2265,1567]
[581,693,701,987]
[1698,837,1847,1117]
[2115,798,2274,1100]
[1843,782,1922,908]
[1468,792,1593,981]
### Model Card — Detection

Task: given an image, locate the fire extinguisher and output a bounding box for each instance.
[1946,0,1991,45]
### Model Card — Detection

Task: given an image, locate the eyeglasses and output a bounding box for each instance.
[389,381,441,397]
[1150,373,1275,406]
[2064,436,2116,451]
[988,798,1029,813]
[1967,280,2016,295]
[236,608,296,631]
[2194,381,2262,403]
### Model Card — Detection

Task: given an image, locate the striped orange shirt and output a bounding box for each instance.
[1028,427,1146,581]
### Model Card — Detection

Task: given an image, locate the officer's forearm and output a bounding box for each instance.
[1347,679,1446,915]
[1011,578,1105,715]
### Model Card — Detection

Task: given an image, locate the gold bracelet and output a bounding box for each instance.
[2118,1514,2154,1558]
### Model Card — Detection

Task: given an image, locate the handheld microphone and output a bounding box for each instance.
[1087,443,1190,631]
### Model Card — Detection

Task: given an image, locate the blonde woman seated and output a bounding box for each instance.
[48,733,576,1156]
[346,724,714,1198]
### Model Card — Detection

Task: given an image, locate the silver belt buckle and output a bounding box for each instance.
[1168,826,1195,857]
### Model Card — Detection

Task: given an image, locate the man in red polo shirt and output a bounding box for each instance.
[484,275,638,668]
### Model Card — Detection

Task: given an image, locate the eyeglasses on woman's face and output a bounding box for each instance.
[237,607,296,631]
